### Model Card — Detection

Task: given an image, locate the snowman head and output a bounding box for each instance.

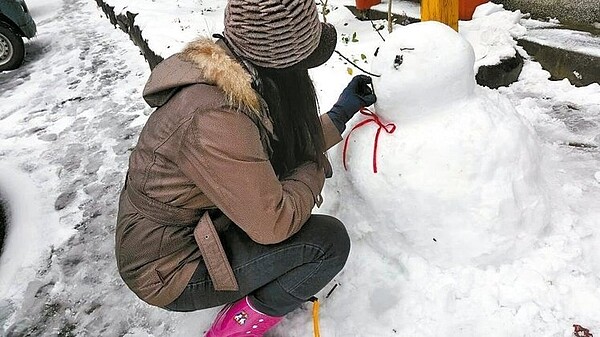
[371,21,476,123]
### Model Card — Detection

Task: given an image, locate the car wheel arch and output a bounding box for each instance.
[0,13,26,37]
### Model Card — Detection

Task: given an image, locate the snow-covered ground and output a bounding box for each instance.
[0,0,599,336]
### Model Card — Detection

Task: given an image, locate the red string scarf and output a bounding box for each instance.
[342,108,397,173]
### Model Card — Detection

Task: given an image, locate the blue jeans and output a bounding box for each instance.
[165,214,351,316]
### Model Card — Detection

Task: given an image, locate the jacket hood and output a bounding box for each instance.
[142,38,261,115]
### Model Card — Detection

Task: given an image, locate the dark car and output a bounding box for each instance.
[0,0,36,71]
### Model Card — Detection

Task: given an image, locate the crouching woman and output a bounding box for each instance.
[115,0,376,335]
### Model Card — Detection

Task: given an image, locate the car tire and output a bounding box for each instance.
[0,24,25,71]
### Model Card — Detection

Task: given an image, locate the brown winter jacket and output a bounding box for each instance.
[115,38,343,308]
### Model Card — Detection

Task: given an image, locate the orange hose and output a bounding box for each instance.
[312,299,320,337]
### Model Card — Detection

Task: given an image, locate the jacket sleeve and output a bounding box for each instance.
[320,113,343,151]
[177,108,326,245]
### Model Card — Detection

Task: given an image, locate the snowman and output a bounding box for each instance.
[342,21,548,266]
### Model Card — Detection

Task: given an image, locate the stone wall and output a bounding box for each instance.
[94,0,164,69]
[492,0,599,25]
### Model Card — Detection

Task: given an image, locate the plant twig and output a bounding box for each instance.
[319,0,329,23]
[387,0,393,33]
[370,19,386,42]
[325,283,339,299]
[334,50,381,77]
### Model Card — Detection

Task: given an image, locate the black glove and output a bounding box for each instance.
[327,75,377,133]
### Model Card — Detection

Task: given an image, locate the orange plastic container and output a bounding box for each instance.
[459,0,489,20]
[356,0,381,10]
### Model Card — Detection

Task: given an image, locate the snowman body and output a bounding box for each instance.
[343,22,546,266]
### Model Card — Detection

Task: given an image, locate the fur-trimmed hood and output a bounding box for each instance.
[142,38,261,114]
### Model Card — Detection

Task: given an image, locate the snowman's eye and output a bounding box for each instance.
[393,55,403,69]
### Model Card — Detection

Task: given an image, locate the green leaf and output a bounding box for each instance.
[347,67,353,75]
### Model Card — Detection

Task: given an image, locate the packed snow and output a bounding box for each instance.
[1,0,599,336]
[343,21,547,266]
[460,3,526,69]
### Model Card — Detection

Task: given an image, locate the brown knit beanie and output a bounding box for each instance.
[224,0,336,69]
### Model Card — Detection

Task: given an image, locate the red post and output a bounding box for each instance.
[356,0,381,10]
[459,0,489,20]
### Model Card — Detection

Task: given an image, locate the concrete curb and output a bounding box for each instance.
[518,39,600,86]
[476,51,524,89]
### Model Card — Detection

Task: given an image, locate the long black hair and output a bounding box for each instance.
[254,67,326,177]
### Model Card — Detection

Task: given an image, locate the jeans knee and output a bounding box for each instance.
[311,215,351,267]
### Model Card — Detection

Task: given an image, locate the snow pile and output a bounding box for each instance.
[343,21,547,266]
[459,2,526,69]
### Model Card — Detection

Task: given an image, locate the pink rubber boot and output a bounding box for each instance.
[204,296,283,337]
